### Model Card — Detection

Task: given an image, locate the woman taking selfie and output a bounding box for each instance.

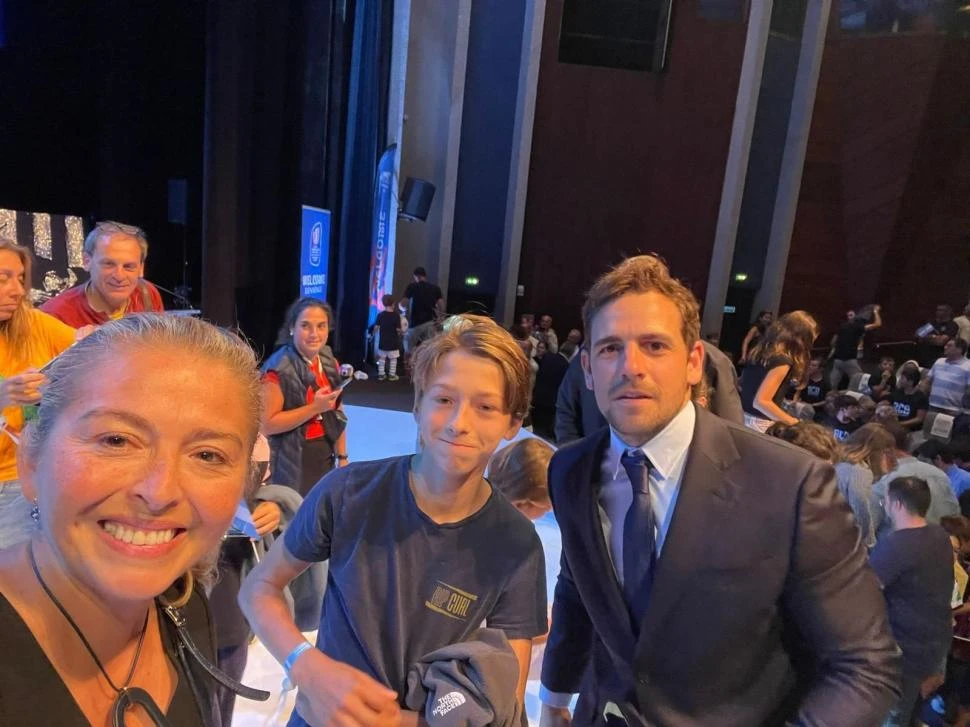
[0,315,267,725]
[261,298,348,496]
[0,237,76,548]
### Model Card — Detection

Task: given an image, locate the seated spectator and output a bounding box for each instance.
[930,440,970,500]
[870,356,898,400]
[820,394,864,442]
[488,438,554,521]
[873,400,900,426]
[41,220,164,328]
[828,305,882,390]
[240,315,547,726]
[0,315,264,725]
[794,356,830,412]
[872,423,960,540]
[917,304,960,368]
[739,311,818,431]
[869,477,953,726]
[924,338,970,416]
[840,424,899,547]
[535,314,559,355]
[892,366,930,431]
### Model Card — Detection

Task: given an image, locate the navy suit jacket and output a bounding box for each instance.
[541,405,900,726]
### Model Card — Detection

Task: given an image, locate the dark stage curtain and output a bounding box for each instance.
[202,0,392,362]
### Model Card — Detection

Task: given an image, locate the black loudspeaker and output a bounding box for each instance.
[399,177,435,222]
[168,178,188,225]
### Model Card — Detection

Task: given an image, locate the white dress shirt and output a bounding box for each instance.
[540,402,696,706]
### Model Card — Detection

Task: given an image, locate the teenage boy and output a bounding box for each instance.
[241,315,546,727]
[892,366,930,431]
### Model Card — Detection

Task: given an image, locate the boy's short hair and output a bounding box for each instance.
[880,356,895,364]
[488,438,554,503]
[887,476,931,517]
[899,365,920,386]
[582,254,700,348]
[834,394,859,411]
[411,314,532,420]
[766,421,839,463]
[381,293,395,307]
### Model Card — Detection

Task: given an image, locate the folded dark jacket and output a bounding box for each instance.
[404,628,524,727]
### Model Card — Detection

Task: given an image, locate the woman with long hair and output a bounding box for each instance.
[261,297,348,496]
[739,310,819,432]
[0,315,268,725]
[840,423,898,549]
[740,310,773,364]
[0,238,76,548]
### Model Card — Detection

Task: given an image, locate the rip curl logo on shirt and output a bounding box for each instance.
[432,691,467,717]
[425,581,478,620]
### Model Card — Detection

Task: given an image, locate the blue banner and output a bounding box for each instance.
[300,205,331,301]
[367,144,397,327]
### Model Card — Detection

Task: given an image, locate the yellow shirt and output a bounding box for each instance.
[0,308,76,481]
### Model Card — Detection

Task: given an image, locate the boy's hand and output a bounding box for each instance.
[251,501,282,537]
[292,649,400,726]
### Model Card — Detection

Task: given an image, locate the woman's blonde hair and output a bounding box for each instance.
[411,314,532,420]
[0,237,38,368]
[22,314,263,588]
[488,438,554,503]
[841,423,898,479]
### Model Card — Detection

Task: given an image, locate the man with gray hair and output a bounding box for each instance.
[42,220,163,328]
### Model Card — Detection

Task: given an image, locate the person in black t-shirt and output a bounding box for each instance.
[916,304,959,368]
[740,310,819,431]
[820,394,863,442]
[829,305,882,390]
[891,366,930,431]
[373,294,403,381]
[401,267,444,355]
[869,476,953,726]
[795,356,830,412]
[869,356,897,400]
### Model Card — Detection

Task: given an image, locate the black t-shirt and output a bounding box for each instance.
[869,525,953,676]
[833,319,868,360]
[740,354,794,416]
[403,280,443,326]
[891,389,930,421]
[800,376,829,405]
[820,414,862,442]
[870,371,896,398]
[375,310,401,352]
[283,455,546,717]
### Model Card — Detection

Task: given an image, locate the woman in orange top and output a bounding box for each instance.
[0,238,76,548]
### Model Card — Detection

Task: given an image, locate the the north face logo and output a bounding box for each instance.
[432,691,467,717]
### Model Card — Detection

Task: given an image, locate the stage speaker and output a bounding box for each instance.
[168,178,188,225]
[399,177,435,222]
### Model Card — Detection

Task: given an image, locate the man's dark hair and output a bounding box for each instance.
[560,340,577,359]
[887,476,931,517]
[899,366,920,386]
[916,438,946,462]
[413,266,427,277]
[508,324,530,342]
[835,394,859,411]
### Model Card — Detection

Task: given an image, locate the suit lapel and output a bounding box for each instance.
[637,408,741,653]
[570,428,638,664]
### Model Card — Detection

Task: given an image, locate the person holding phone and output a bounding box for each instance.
[261,298,349,497]
[0,238,76,549]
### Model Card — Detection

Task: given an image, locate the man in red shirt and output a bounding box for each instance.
[41,220,164,328]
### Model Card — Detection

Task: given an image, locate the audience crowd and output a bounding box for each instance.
[1,228,969,727]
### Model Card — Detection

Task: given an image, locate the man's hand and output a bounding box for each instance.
[291,649,401,727]
[251,501,282,537]
[0,372,46,408]
[310,388,342,414]
[540,704,572,727]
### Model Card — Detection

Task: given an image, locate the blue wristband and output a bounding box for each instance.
[282,641,313,689]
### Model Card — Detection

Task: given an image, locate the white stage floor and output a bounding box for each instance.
[232,404,563,726]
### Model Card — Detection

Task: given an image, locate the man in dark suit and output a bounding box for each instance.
[540,255,899,726]
[533,342,574,439]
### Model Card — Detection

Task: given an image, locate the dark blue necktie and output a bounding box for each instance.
[621,449,655,627]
